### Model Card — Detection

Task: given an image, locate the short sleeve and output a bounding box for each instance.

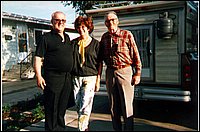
[35,35,46,58]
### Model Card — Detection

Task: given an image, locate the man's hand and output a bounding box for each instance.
[36,76,46,90]
[34,56,46,90]
[131,75,141,86]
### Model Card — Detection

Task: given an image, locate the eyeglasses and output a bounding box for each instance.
[53,19,66,23]
[105,18,117,23]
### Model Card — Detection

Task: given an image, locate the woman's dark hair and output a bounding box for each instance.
[74,16,94,34]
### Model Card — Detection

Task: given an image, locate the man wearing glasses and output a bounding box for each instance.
[98,11,142,131]
[34,11,74,131]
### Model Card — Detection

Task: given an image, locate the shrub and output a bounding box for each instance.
[2,93,44,131]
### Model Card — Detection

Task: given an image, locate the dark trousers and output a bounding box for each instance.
[44,70,73,131]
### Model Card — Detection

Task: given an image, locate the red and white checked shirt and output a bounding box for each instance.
[99,28,142,76]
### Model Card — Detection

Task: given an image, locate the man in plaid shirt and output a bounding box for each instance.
[98,11,142,131]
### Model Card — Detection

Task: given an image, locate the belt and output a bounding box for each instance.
[109,64,131,70]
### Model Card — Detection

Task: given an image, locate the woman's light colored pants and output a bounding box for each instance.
[73,76,97,131]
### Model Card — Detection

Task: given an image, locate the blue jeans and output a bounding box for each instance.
[73,76,97,131]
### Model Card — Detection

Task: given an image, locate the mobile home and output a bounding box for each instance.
[86,1,198,103]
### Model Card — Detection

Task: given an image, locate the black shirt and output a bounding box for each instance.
[35,30,74,72]
[71,37,100,76]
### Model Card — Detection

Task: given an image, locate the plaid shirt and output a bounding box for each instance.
[99,28,142,76]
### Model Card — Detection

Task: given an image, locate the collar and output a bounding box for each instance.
[109,28,121,37]
[51,29,65,35]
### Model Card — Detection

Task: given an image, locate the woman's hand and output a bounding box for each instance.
[94,76,101,92]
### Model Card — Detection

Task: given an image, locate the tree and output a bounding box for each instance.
[61,1,154,16]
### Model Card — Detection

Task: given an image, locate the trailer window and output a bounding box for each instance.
[120,24,154,81]
[132,29,150,68]
[186,21,198,53]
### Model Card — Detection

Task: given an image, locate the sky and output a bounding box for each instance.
[1,1,76,24]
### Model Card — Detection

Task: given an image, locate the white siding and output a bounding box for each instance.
[2,24,18,70]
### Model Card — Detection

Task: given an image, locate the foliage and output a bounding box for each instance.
[32,103,45,121]
[2,93,44,131]
[2,104,11,113]
[61,1,154,15]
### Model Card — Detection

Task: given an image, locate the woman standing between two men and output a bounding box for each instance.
[71,15,102,131]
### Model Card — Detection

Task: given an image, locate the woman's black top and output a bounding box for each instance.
[71,37,100,76]
[35,30,74,72]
